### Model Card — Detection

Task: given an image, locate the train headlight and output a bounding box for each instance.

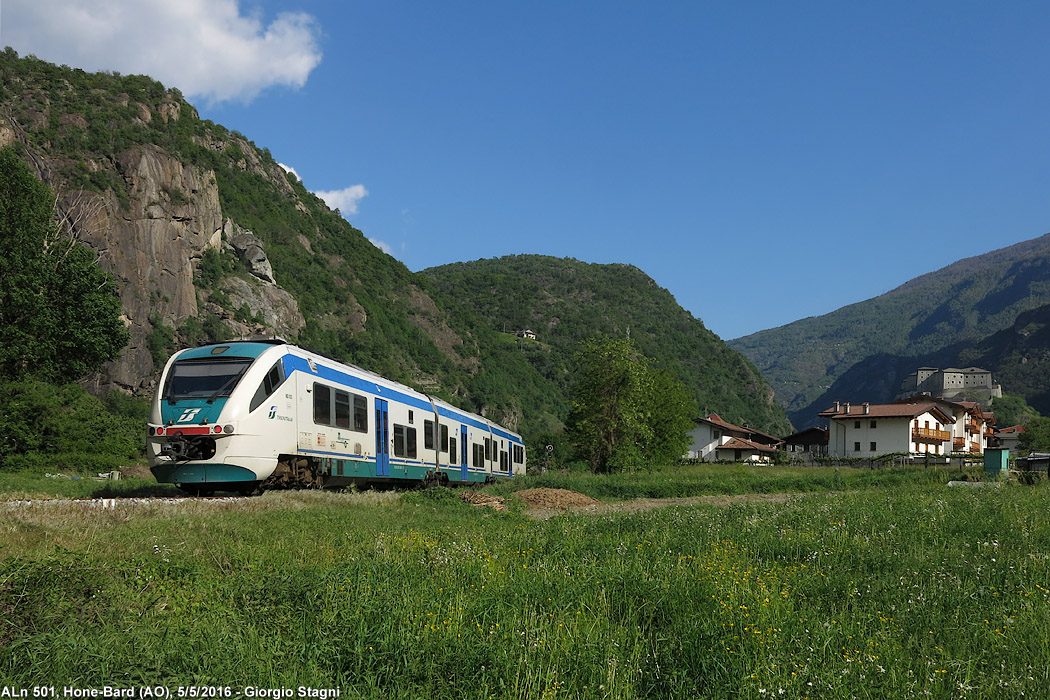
[223,424,234,434]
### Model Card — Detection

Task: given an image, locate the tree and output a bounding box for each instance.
[568,336,697,473]
[990,393,1040,429]
[0,147,129,382]
[1018,416,1050,454]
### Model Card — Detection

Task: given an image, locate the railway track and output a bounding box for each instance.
[0,494,251,508]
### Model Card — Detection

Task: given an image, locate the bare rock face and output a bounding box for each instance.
[59,145,302,394]
[220,275,306,340]
[223,220,276,284]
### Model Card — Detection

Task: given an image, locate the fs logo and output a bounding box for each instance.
[268,405,277,419]
[177,408,201,423]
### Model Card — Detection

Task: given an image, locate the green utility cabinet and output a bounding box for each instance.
[983,448,1009,478]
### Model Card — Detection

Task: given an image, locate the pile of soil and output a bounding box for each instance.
[119,465,154,480]
[513,488,601,509]
[458,490,508,511]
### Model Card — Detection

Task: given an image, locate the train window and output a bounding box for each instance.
[334,391,351,429]
[313,384,331,425]
[164,357,253,403]
[424,421,450,451]
[449,438,457,464]
[353,394,367,432]
[513,445,525,464]
[500,451,509,471]
[249,361,286,412]
[393,425,417,459]
[473,443,484,469]
[408,410,414,424]
[484,438,492,461]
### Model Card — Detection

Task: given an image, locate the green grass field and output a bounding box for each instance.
[1,465,1047,698]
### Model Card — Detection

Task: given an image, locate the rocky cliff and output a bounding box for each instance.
[0,112,304,394]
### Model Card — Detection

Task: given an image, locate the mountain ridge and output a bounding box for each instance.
[0,50,789,439]
[730,232,1050,426]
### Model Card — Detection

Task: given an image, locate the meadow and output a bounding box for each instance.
[0,465,1048,698]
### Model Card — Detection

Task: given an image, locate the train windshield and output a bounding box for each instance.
[163,357,254,403]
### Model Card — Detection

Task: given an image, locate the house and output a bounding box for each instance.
[896,396,991,454]
[818,401,956,458]
[686,414,781,463]
[516,329,537,340]
[782,426,829,456]
[994,425,1026,453]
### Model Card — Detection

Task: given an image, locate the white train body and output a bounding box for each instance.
[147,340,526,491]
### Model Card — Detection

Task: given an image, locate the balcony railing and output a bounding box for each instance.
[913,427,951,443]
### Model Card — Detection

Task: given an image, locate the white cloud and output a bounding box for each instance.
[0,0,322,104]
[277,162,300,181]
[314,184,368,216]
[369,238,393,255]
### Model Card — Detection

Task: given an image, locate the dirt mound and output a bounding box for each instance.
[514,488,601,509]
[119,464,154,480]
[458,490,508,511]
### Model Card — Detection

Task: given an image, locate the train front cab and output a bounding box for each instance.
[147,341,293,490]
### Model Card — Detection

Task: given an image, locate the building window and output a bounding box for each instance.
[854,421,861,429]
[870,442,877,452]
[870,420,877,429]
[854,441,861,452]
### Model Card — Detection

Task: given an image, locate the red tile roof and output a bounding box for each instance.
[697,414,781,444]
[716,437,777,453]
[819,402,954,424]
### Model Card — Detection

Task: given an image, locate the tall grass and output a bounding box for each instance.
[2,479,1049,697]
[486,462,962,500]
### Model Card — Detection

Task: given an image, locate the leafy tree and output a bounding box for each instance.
[1018,417,1050,454]
[990,393,1041,429]
[0,147,128,382]
[568,336,696,473]
[643,367,698,466]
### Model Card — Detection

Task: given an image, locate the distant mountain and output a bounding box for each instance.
[729,234,1050,427]
[424,255,791,435]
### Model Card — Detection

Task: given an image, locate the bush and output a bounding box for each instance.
[0,379,143,470]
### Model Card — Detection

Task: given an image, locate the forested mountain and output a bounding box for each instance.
[0,51,788,439]
[729,234,1050,427]
[424,256,790,435]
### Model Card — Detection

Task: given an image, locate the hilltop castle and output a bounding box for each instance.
[895,367,1002,402]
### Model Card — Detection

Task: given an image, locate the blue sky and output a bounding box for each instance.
[3,1,1049,340]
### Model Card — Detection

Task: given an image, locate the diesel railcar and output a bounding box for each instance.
[147,340,526,494]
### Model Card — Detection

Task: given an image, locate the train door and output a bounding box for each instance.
[460,425,468,481]
[375,398,390,477]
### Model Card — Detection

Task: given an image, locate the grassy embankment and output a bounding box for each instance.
[1,464,1048,698]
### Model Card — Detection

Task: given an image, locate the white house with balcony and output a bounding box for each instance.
[818,401,956,458]
[896,396,992,454]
